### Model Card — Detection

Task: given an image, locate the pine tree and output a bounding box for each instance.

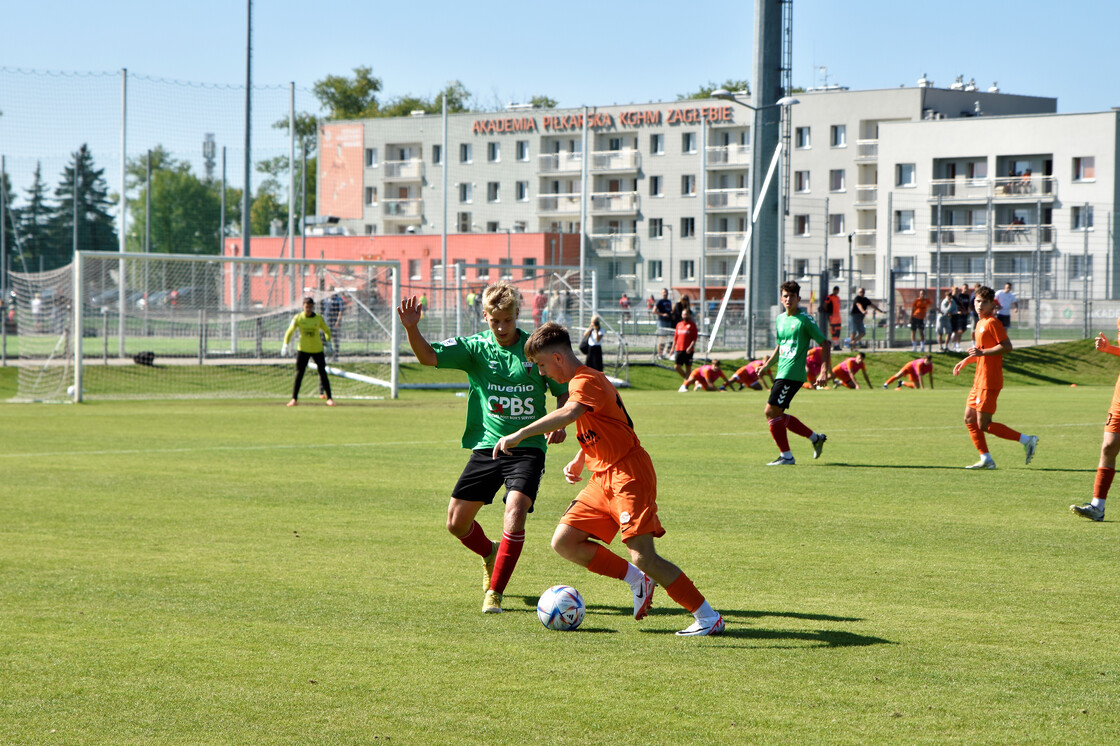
[18,162,51,273]
[45,144,118,271]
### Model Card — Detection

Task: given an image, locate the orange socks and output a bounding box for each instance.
[1095,468,1115,501]
[587,544,628,580]
[966,422,988,454]
[987,422,1022,442]
[665,573,706,614]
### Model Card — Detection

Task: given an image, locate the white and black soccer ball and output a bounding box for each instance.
[536,585,585,631]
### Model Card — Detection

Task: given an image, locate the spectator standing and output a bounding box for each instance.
[618,293,631,324]
[581,316,605,371]
[994,283,1017,329]
[909,289,932,352]
[672,308,699,380]
[848,288,883,350]
[938,290,957,352]
[654,288,674,359]
[532,289,548,328]
[824,286,843,349]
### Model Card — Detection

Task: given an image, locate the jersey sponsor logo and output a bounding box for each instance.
[619,511,631,524]
[440,338,457,346]
[488,394,536,417]
[576,429,600,448]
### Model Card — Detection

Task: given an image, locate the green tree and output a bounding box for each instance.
[129,161,224,256]
[313,66,383,119]
[529,95,558,109]
[377,80,473,118]
[678,79,752,100]
[250,189,288,237]
[16,163,51,273]
[45,145,118,271]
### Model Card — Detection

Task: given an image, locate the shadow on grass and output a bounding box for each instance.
[679,627,894,648]
[828,462,1092,473]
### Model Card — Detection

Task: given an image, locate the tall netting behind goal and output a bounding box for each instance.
[11,252,400,402]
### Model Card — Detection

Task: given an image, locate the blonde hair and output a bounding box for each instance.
[482,281,521,316]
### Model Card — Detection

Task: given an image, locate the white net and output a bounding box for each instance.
[10,252,399,402]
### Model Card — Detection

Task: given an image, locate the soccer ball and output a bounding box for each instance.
[536,585,585,631]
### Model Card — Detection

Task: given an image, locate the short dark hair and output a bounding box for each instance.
[781,280,801,296]
[976,286,995,302]
[303,297,315,305]
[524,322,571,361]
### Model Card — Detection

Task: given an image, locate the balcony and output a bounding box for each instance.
[855,139,878,161]
[537,193,582,215]
[706,188,751,211]
[590,233,639,257]
[927,176,1058,202]
[705,232,748,253]
[854,185,877,206]
[926,225,988,250]
[853,228,876,249]
[382,198,423,219]
[382,159,424,181]
[589,191,640,214]
[590,148,640,172]
[706,144,751,167]
[928,224,1057,250]
[538,152,582,174]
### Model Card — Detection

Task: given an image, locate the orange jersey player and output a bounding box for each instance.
[802,345,825,389]
[952,286,1038,470]
[1071,318,1120,521]
[493,322,725,636]
[831,352,872,389]
[679,360,730,392]
[728,359,774,391]
[884,355,934,389]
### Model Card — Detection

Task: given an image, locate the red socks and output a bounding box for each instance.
[458,521,493,557]
[1095,468,1115,501]
[768,417,790,452]
[489,530,524,594]
[785,414,812,439]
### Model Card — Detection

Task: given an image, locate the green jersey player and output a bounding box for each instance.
[397,281,568,614]
[756,281,832,466]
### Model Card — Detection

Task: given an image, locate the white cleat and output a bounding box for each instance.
[1024,435,1039,465]
[676,615,726,636]
[767,456,796,466]
[1070,503,1104,522]
[965,458,996,470]
[633,574,655,620]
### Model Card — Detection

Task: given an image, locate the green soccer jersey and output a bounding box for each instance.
[774,311,826,382]
[432,329,568,451]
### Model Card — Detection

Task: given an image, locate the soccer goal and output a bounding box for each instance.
[10,251,400,402]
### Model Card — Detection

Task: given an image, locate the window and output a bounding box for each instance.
[893,256,915,274]
[459,143,472,163]
[794,171,810,193]
[650,133,664,155]
[829,169,846,192]
[523,258,537,279]
[1073,204,1094,230]
[648,260,663,280]
[365,147,379,167]
[795,127,811,149]
[793,259,809,277]
[680,260,696,281]
[515,181,529,202]
[896,163,916,187]
[457,212,471,232]
[680,217,695,238]
[497,258,512,279]
[432,144,442,165]
[895,210,915,233]
[487,142,500,162]
[830,125,846,148]
[516,140,529,161]
[681,175,696,196]
[487,182,500,203]
[430,259,442,281]
[649,175,663,197]
[364,224,376,235]
[829,213,845,235]
[608,137,623,151]
[794,215,810,236]
[408,259,421,280]
[649,218,664,238]
[682,132,696,153]
[458,183,473,203]
[484,221,498,233]
[968,160,987,180]
[1072,254,1093,279]
[365,186,378,205]
[477,259,490,279]
[1074,156,1096,182]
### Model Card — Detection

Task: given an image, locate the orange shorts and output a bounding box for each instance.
[1106,408,1120,433]
[560,448,665,545]
[967,386,1001,414]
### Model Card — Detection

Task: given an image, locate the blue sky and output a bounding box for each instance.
[3,0,1116,113]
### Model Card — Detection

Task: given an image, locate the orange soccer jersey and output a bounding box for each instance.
[567,366,643,474]
[911,297,932,320]
[1108,368,1120,433]
[972,317,1007,390]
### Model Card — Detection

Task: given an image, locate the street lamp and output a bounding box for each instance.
[711,90,799,357]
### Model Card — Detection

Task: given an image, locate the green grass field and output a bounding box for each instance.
[2,346,1120,744]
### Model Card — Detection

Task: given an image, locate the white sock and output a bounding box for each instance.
[693,600,718,622]
[1092,498,1106,510]
[1019,434,1031,444]
[980,453,993,462]
[624,563,645,588]
[810,432,820,443]
[781,450,793,459]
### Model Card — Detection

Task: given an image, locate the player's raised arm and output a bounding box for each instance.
[396,296,438,366]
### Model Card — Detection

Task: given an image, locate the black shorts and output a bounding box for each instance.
[952,315,968,333]
[997,314,1010,329]
[451,448,546,509]
[910,318,925,331]
[768,378,803,409]
[674,350,694,366]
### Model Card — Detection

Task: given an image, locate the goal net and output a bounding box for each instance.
[10,251,400,402]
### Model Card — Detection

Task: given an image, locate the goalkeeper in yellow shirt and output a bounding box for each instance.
[282,297,335,406]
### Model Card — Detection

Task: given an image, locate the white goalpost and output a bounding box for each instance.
[10,251,400,402]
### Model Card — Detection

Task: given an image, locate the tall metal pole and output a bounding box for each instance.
[440,93,448,338]
[1084,201,1091,339]
[288,81,296,305]
[145,150,151,327]
[1034,198,1041,345]
[241,0,253,308]
[119,68,127,357]
[300,138,307,260]
[1,154,6,367]
[699,122,708,332]
[578,106,588,329]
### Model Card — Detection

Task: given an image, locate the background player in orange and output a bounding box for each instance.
[803,344,825,389]
[831,352,873,389]
[726,358,774,391]
[824,285,843,349]
[952,286,1039,469]
[679,359,729,392]
[1071,319,1120,521]
[672,307,699,380]
[493,322,725,636]
[909,289,933,352]
[884,355,934,389]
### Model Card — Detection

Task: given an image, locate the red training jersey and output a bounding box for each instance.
[673,320,698,352]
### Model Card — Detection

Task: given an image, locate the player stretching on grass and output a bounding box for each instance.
[282,297,335,407]
[493,322,724,635]
[757,281,831,465]
[397,282,568,614]
[830,352,872,389]
[725,358,774,391]
[884,355,934,389]
[1071,319,1120,521]
[678,360,729,392]
[952,286,1039,470]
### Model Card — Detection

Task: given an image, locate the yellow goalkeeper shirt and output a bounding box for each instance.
[283,311,331,353]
